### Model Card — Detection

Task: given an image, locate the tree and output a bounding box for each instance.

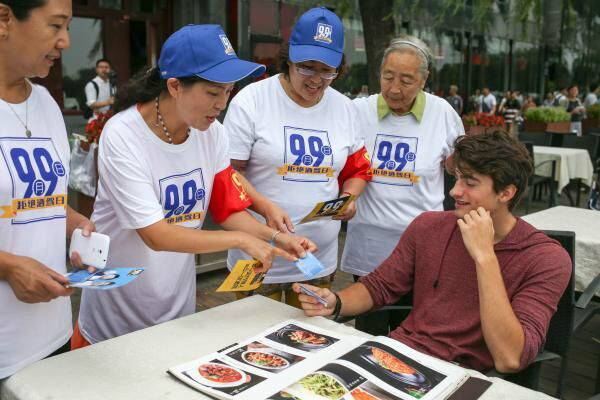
[357,0,395,93]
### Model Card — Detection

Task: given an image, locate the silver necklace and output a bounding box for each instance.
[155,97,188,144]
[4,99,31,137]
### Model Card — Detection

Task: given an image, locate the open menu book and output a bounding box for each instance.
[168,320,490,400]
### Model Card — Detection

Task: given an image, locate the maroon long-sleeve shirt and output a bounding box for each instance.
[360,211,571,372]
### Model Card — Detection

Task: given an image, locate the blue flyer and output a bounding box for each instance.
[294,252,324,280]
[66,267,144,290]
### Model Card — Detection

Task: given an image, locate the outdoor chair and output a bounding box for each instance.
[556,134,600,206]
[498,230,576,398]
[523,142,557,213]
[519,131,552,147]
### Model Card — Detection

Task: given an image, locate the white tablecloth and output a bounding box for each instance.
[533,146,594,192]
[0,296,556,400]
[522,206,600,293]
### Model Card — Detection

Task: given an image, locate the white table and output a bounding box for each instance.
[0,296,556,400]
[533,146,594,192]
[522,206,600,293]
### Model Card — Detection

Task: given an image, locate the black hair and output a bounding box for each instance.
[567,84,578,91]
[96,58,111,68]
[113,67,208,113]
[447,130,533,211]
[591,83,598,92]
[277,41,346,82]
[2,0,47,20]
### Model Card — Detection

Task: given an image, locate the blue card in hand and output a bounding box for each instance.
[295,252,324,280]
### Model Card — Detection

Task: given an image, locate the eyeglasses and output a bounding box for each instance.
[295,65,338,80]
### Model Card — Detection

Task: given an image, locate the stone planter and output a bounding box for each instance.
[523,120,571,134]
[582,118,600,134]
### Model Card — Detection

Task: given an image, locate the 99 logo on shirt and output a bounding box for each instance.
[281,126,334,183]
[370,134,419,186]
[158,169,206,226]
[0,138,67,224]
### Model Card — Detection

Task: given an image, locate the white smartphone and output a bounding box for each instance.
[69,228,110,269]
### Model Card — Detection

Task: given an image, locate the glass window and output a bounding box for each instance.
[427,30,465,98]
[250,0,279,36]
[470,35,508,95]
[133,0,155,13]
[98,0,122,10]
[61,17,103,111]
[512,41,538,95]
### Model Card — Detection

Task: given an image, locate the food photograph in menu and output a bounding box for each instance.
[182,359,265,396]
[265,323,340,353]
[226,341,305,373]
[339,341,446,399]
[275,363,404,400]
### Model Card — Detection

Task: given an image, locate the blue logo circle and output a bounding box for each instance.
[406,152,415,162]
[175,206,185,215]
[33,179,46,196]
[302,155,313,165]
[195,189,205,201]
[321,146,332,156]
[385,160,396,170]
[52,162,66,177]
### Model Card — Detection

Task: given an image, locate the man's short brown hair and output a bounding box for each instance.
[447,130,533,210]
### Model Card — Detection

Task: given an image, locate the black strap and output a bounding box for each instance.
[91,80,99,98]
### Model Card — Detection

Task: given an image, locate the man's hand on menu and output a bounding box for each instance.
[274,233,317,260]
[3,255,73,303]
[292,283,336,317]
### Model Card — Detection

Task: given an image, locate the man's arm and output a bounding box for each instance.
[291,282,374,317]
[457,208,525,373]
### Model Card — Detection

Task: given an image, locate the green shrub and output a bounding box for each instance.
[586,104,600,120]
[525,107,571,123]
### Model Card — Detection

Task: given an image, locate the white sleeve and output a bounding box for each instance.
[347,100,365,154]
[85,81,97,106]
[443,102,466,159]
[97,123,164,230]
[212,122,232,174]
[223,87,256,161]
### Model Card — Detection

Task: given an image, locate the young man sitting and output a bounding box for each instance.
[293,130,571,373]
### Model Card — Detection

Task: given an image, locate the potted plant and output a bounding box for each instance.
[461,113,506,135]
[523,107,571,133]
[583,104,600,134]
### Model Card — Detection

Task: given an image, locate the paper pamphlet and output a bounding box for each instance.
[66,267,144,290]
[217,260,266,292]
[168,319,482,400]
[299,195,356,224]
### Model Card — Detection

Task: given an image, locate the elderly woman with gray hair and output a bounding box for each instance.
[340,36,464,332]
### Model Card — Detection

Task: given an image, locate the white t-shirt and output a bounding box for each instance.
[341,93,464,276]
[84,76,112,118]
[78,106,231,344]
[224,74,364,284]
[0,84,71,378]
[584,92,598,108]
[481,93,496,113]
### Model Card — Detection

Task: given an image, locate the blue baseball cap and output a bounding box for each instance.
[289,7,344,68]
[158,24,265,83]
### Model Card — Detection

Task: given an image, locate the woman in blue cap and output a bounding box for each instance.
[72,24,315,348]
[224,7,371,308]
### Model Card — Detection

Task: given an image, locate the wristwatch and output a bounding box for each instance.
[332,292,342,320]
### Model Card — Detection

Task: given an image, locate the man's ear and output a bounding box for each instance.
[0,5,12,39]
[498,184,517,206]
